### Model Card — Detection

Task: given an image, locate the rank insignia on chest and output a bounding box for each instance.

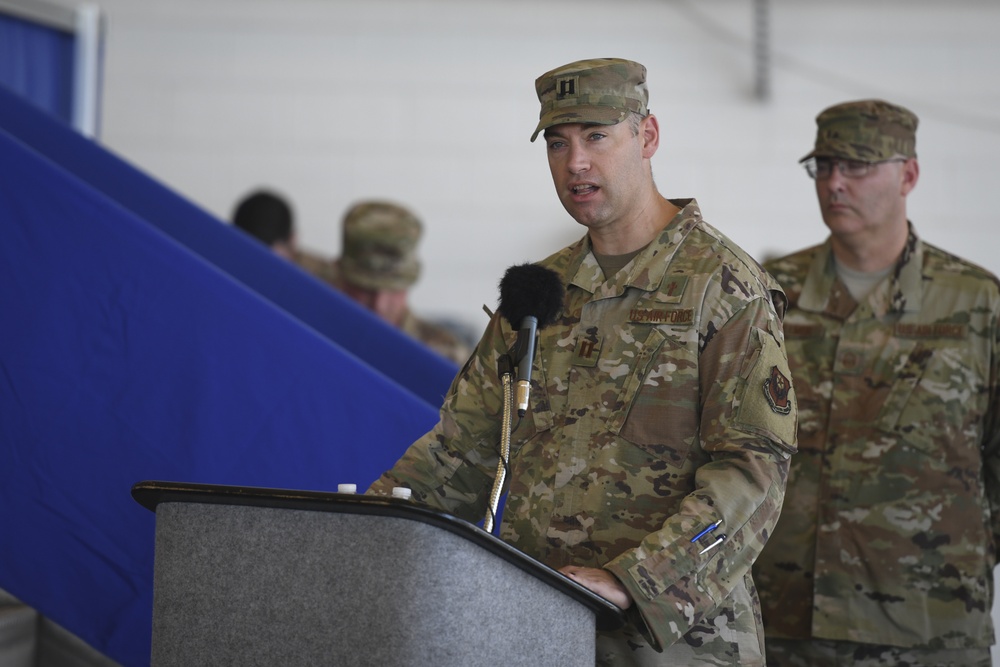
[662,275,688,301]
[763,365,792,415]
[572,331,602,367]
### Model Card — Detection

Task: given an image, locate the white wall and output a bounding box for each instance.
[85,0,1000,660]
[95,0,1000,334]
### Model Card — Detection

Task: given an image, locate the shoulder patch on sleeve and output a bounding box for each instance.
[763,365,792,415]
[734,329,798,455]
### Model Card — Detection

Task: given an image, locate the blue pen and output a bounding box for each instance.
[689,519,722,543]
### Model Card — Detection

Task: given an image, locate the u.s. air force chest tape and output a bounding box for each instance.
[571,276,694,367]
[733,327,797,455]
[624,274,695,328]
[572,309,694,366]
[628,307,695,325]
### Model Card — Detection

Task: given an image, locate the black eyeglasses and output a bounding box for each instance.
[804,157,907,180]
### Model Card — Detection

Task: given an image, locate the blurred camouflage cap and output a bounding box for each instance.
[530,58,648,142]
[338,201,422,291]
[801,99,918,163]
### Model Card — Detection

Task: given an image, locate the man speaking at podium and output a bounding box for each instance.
[369,57,797,666]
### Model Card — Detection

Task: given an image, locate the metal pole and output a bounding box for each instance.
[753,0,770,101]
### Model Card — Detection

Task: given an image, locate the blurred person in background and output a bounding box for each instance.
[332,200,471,364]
[231,188,338,284]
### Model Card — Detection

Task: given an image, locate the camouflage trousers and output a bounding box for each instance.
[596,619,765,667]
[765,638,992,667]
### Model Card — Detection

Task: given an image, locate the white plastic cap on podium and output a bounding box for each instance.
[391,487,412,500]
[337,484,357,494]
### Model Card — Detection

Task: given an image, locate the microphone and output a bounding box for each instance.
[497,263,564,416]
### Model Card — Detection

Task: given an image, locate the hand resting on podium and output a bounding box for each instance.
[559,565,633,610]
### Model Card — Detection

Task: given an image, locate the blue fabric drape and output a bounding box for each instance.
[0,86,461,664]
[0,84,460,409]
[0,12,75,125]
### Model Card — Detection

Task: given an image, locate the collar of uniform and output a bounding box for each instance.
[889,223,924,314]
[796,240,839,314]
[797,223,924,316]
[569,198,701,296]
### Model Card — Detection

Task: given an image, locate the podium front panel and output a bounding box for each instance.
[151,501,597,666]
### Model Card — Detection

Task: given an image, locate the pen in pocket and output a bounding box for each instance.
[689,519,722,543]
[699,534,727,555]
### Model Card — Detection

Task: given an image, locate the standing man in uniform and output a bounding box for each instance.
[754,100,1000,667]
[332,200,471,364]
[369,57,797,666]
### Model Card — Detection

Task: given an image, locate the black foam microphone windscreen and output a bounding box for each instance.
[497,264,564,415]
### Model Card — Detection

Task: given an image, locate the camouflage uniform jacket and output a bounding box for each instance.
[754,226,1000,649]
[370,199,798,665]
[399,309,472,365]
[292,248,338,286]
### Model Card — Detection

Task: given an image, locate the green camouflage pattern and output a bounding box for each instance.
[370,199,797,666]
[292,248,338,285]
[399,310,472,365]
[800,99,918,163]
[338,200,422,290]
[754,225,1000,651]
[766,638,992,667]
[531,58,648,142]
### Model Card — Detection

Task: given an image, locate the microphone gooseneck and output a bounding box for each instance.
[485,263,564,534]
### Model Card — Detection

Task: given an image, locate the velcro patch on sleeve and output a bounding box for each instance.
[734,329,798,454]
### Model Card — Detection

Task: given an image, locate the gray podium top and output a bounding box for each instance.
[132,480,625,634]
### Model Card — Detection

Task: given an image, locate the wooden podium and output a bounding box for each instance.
[132,481,624,667]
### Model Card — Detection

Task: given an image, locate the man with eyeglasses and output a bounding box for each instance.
[753,99,1000,666]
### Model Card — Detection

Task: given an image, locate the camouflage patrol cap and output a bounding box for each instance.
[800,99,918,163]
[338,201,422,291]
[530,58,649,142]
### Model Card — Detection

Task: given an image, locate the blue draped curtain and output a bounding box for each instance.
[0,10,75,126]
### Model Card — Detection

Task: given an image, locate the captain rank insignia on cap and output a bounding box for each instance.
[558,76,581,99]
[531,57,649,142]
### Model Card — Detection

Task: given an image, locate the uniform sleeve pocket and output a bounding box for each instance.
[732,328,798,455]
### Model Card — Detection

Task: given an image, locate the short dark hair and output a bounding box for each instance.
[232,190,294,247]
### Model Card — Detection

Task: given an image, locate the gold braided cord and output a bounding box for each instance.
[484,372,513,534]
